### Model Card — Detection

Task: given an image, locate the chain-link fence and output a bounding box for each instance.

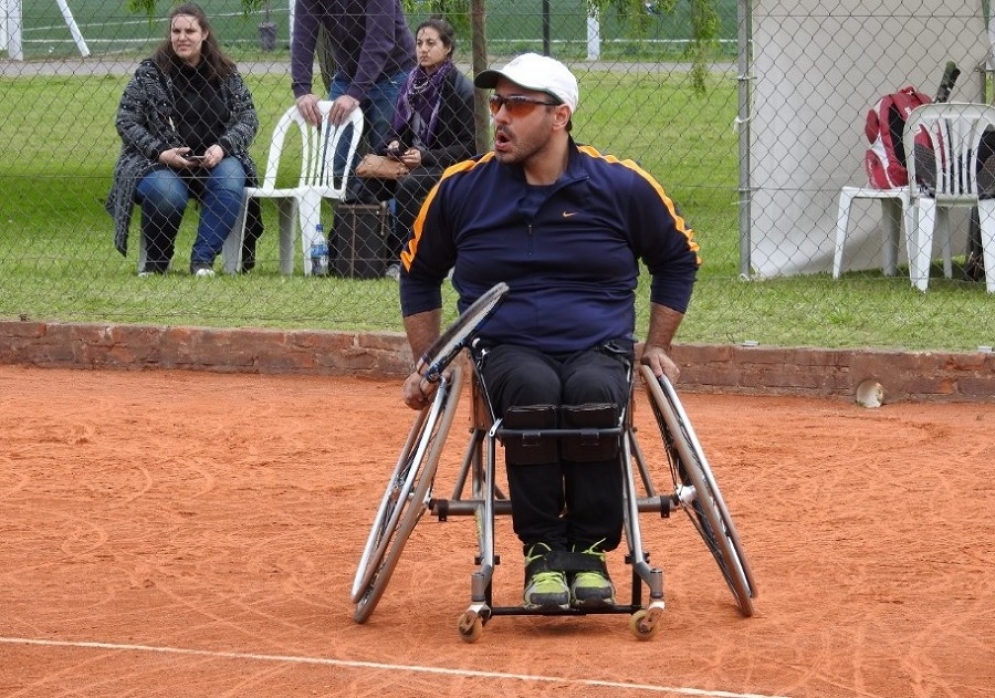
[1,0,993,353]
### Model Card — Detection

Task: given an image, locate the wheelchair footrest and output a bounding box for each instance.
[487,603,646,617]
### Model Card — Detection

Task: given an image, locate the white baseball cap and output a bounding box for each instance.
[474,53,579,114]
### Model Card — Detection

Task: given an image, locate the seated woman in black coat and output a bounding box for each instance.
[355,16,476,278]
[107,2,263,276]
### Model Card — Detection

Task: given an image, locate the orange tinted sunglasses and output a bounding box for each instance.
[488,94,560,117]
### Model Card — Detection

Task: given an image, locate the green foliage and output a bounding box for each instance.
[687,0,721,91]
[588,0,722,92]
[406,0,472,37]
[127,0,469,25]
[128,0,267,19]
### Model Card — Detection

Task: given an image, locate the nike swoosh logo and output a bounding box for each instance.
[562,211,577,218]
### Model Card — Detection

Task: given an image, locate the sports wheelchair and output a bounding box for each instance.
[351,284,756,642]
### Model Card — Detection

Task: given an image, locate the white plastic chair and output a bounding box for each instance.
[832,186,910,278]
[223,102,364,276]
[903,102,995,293]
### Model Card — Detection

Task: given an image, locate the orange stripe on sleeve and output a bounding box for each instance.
[401,154,495,270]
[575,145,701,265]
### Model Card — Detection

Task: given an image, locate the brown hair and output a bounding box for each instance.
[152,2,236,82]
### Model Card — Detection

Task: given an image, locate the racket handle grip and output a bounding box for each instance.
[935,60,960,103]
[415,352,431,376]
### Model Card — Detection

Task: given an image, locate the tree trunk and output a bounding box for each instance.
[471,0,490,155]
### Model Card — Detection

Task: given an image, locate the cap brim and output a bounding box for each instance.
[473,69,503,89]
[474,69,551,96]
[473,69,564,107]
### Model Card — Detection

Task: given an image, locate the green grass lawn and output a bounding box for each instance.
[0,68,992,353]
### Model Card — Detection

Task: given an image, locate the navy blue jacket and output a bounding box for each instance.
[399,140,700,354]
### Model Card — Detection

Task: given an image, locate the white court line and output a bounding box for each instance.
[0,636,790,698]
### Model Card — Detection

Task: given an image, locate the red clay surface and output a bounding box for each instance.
[2,364,994,698]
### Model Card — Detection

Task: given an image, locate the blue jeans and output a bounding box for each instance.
[329,69,410,178]
[135,157,246,271]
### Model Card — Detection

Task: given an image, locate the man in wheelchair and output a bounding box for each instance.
[397,53,700,611]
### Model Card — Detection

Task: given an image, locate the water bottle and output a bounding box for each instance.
[310,223,329,277]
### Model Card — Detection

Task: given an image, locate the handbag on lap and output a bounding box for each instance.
[355,153,409,180]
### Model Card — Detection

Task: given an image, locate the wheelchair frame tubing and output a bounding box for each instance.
[621,432,667,607]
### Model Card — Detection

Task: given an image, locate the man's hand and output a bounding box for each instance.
[327,94,360,126]
[402,310,444,408]
[299,93,359,127]
[295,93,323,126]
[403,371,438,410]
[640,343,680,384]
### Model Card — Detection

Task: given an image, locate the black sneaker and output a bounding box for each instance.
[522,543,570,610]
[139,260,169,276]
[569,542,616,608]
[138,268,166,278]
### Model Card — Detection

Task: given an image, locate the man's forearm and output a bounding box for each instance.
[644,301,684,353]
[403,309,442,369]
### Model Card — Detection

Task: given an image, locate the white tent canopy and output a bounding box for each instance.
[748,0,988,277]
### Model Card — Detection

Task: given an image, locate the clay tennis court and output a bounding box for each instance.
[2,364,994,697]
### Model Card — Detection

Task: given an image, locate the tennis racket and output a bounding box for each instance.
[934,60,960,103]
[419,281,509,383]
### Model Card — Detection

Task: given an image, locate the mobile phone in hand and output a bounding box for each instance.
[185,153,205,162]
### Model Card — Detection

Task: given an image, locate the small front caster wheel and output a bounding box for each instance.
[629,609,660,641]
[457,611,483,643]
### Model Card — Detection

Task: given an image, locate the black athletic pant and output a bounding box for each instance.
[478,342,630,556]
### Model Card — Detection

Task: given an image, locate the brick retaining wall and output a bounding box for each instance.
[1,320,993,403]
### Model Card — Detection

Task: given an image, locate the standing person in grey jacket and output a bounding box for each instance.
[106,2,263,276]
[291,0,416,175]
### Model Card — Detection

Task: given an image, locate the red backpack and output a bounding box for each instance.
[864,86,932,189]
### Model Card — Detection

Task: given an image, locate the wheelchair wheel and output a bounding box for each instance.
[640,366,757,617]
[351,365,464,623]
